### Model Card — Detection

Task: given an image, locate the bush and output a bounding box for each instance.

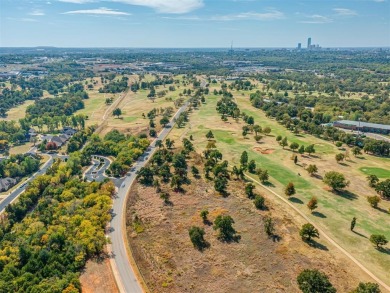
[299,223,319,242]
[253,195,265,210]
[189,226,208,250]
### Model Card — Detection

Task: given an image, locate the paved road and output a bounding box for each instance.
[84,155,111,182]
[109,102,189,293]
[0,153,68,213]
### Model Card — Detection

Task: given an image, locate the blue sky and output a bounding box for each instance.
[1,0,389,47]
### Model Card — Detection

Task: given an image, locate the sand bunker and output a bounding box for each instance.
[253,147,274,154]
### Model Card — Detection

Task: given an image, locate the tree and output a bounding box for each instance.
[280,137,288,149]
[351,217,357,231]
[285,182,296,197]
[263,216,275,237]
[191,166,200,178]
[257,168,269,183]
[276,135,282,142]
[213,215,238,241]
[200,209,209,223]
[335,153,345,163]
[214,176,228,194]
[297,269,336,293]
[113,108,122,118]
[374,179,390,199]
[253,125,262,135]
[240,151,248,167]
[165,138,174,149]
[160,116,170,127]
[206,130,214,140]
[306,164,318,176]
[367,175,379,188]
[263,126,271,135]
[298,145,305,154]
[294,155,298,165]
[307,197,318,213]
[323,171,349,191]
[290,142,299,152]
[367,195,381,208]
[155,140,163,148]
[245,182,255,199]
[369,234,388,248]
[254,135,263,143]
[352,146,362,157]
[248,160,256,173]
[254,195,265,210]
[351,282,381,293]
[305,144,316,156]
[300,223,319,242]
[189,227,208,250]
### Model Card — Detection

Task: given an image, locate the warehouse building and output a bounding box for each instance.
[333,120,390,135]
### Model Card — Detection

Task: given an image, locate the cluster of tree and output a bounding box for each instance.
[67,126,96,153]
[0,88,43,117]
[250,91,389,157]
[367,174,390,200]
[20,114,86,135]
[83,130,149,177]
[26,91,87,119]
[228,79,255,91]
[0,154,40,178]
[0,155,113,292]
[130,76,174,92]
[0,120,26,147]
[99,76,129,93]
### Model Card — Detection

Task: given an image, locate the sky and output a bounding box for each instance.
[0,0,389,48]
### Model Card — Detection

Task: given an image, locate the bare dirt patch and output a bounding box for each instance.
[80,257,118,293]
[126,152,372,293]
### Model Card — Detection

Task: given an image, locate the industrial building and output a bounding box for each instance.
[333,120,390,135]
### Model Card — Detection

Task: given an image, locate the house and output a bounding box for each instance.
[0,177,17,192]
[62,127,77,136]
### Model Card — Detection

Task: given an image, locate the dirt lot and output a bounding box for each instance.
[80,257,118,293]
[126,153,374,293]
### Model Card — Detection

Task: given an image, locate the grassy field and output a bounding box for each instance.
[166,83,390,287]
[359,167,390,178]
[0,100,35,121]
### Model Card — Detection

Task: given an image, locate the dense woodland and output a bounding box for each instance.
[0,154,40,179]
[0,156,113,292]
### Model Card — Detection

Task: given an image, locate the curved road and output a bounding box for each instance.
[109,102,189,293]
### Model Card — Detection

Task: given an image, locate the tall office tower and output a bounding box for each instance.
[298,43,302,49]
[307,37,312,49]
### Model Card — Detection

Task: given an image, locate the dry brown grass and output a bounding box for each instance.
[126,152,373,293]
[80,257,118,293]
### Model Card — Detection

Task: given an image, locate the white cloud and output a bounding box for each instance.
[333,8,357,16]
[373,0,386,2]
[299,14,333,24]
[7,17,38,22]
[211,10,284,21]
[29,9,45,16]
[63,7,131,15]
[114,0,203,14]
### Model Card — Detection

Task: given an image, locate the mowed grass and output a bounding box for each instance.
[166,87,390,287]
[359,167,390,178]
[0,100,35,122]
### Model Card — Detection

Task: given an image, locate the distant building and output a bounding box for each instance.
[307,37,312,49]
[297,43,302,50]
[333,120,390,135]
[0,177,17,192]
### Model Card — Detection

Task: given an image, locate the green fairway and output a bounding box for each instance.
[359,167,390,178]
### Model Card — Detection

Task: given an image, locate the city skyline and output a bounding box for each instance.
[1,0,389,48]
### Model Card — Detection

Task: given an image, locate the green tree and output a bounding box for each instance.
[213,215,238,241]
[240,151,248,167]
[248,160,256,173]
[206,130,214,140]
[160,116,170,127]
[350,217,357,231]
[323,171,349,191]
[297,269,336,293]
[254,134,263,143]
[305,144,316,156]
[191,166,200,178]
[285,182,296,197]
[189,227,208,250]
[276,135,282,142]
[165,138,174,149]
[350,282,381,293]
[298,145,305,154]
[352,146,362,157]
[367,196,381,208]
[290,142,299,152]
[375,179,390,199]
[367,175,379,188]
[245,182,255,199]
[294,155,298,165]
[300,223,319,242]
[253,125,262,135]
[257,168,269,183]
[112,108,122,118]
[280,137,288,149]
[263,126,271,135]
[214,176,228,194]
[254,195,265,210]
[263,216,275,237]
[335,153,345,163]
[200,209,209,223]
[306,164,318,176]
[369,234,388,248]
